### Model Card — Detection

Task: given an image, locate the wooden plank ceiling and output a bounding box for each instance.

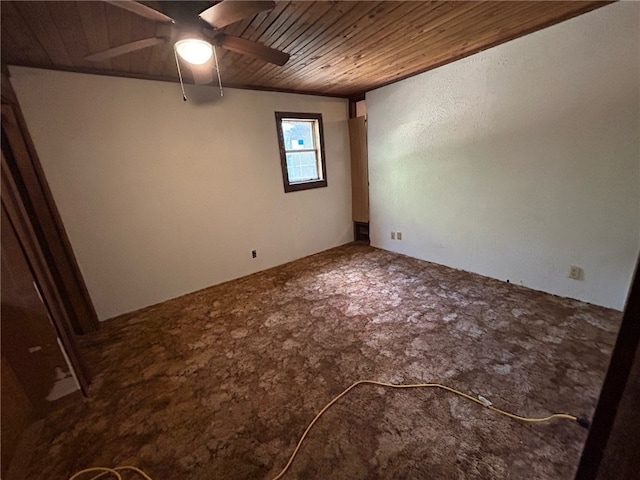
[1,1,610,98]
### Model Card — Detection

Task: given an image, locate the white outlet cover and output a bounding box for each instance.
[569,266,582,280]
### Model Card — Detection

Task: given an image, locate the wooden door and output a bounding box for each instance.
[1,204,74,408]
[1,204,79,475]
[349,116,369,223]
[1,150,90,393]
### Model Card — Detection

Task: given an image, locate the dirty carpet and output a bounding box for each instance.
[26,243,621,479]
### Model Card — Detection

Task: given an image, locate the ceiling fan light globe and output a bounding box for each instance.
[175,39,213,65]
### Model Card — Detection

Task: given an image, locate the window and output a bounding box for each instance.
[275,112,327,193]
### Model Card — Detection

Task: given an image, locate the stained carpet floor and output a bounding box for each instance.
[27,244,621,480]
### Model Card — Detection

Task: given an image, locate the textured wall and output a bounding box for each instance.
[11,68,352,319]
[367,2,640,310]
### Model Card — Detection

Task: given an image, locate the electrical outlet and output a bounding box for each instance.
[568,265,582,280]
[397,232,402,240]
[252,250,257,259]
[391,232,396,240]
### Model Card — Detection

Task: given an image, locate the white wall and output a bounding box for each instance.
[10,68,352,320]
[367,2,640,310]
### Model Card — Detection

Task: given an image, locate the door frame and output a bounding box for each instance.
[1,72,99,336]
[574,258,640,479]
[1,149,91,393]
[1,78,98,393]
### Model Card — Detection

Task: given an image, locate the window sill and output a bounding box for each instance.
[284,179,327,193]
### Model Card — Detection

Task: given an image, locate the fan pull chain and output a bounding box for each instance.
[213,46,223,97]
[173,47,187,102]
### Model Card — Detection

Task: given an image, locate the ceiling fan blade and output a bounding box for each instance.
[189,59,215,85]
[218,34,289,66]
[105,0,174,23]
[199,0,275,29]
[85,37,166,62]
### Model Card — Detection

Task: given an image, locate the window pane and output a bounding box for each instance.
[286,151,319,182]
[282,120,315,151]
[275,112,327,193]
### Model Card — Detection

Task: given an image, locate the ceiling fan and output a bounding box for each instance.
[86,0,290,89]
